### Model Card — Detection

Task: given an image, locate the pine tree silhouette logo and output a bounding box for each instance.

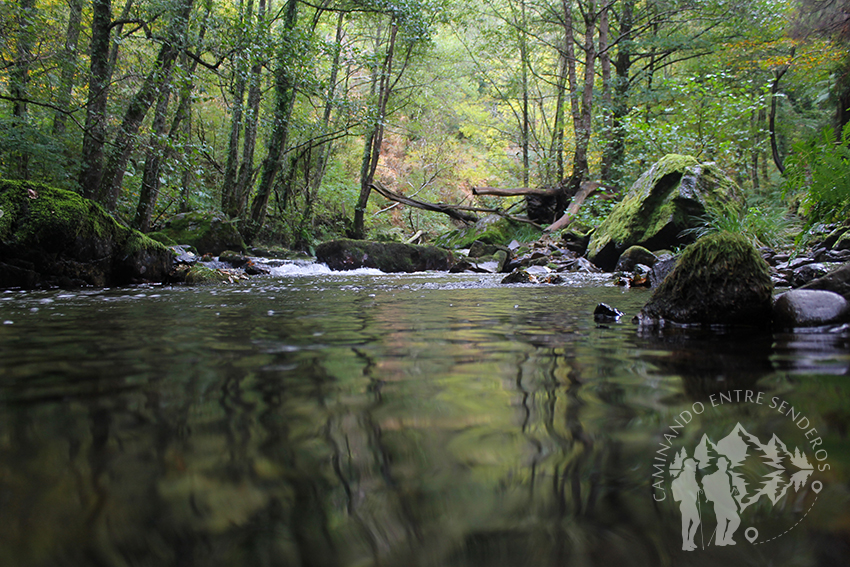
[668,422,821,550]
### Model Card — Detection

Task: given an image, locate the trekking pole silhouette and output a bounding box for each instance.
[698,490,704,549]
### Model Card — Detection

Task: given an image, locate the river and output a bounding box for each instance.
[0,268,848,567]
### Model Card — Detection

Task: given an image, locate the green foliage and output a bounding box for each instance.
[785,124,850,227]
[575,195,617,228]
[682,202,798,250]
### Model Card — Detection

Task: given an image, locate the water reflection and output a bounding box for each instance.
[0,277,848,566]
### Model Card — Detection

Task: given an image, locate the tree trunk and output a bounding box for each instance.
[605,0,633,189]
[245,0,298,243]
[133,84,172,232]
[352,19,399,240]
[96,0,195,210]
[520,0,530,188]
[599,1,614,182]
[9,0,35,179]
[53,0,83,136]
[221,0,254,216]
[78,0,112,198]
[233,0,267,218]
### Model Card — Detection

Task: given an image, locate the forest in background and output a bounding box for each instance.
[2,0,849,249]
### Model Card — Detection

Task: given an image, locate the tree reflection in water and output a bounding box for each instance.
[0,280,847,566]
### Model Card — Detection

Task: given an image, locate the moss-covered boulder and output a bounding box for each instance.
[316,239,455,272]
[0,180,172,289]
[636,231,773,327]
[434,215,541,249]
[587,155,743,270]
[154,211,245,255]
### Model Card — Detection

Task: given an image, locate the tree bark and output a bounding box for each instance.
[604,0,633,188]
[79,0,112,198]
[233,0,267,218]
[10,0,35,179]
[245,0,298,243]
[599,1,614,182]
[221,0,254,216]
[769,65,789,174]
[53,0,83,137]
[352,19,399,239]
[134,84,172,231]
[96,0,195,210]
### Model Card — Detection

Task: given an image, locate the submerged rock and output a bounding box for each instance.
[586,154,742,270]
[0,180,172,289]
[316,239,455,272]
[594,303,624,322]
[636,232,773,327]
[773,289,850,328]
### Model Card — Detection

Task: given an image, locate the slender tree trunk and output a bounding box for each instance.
[53,0,83,136]
[599,2,614,182]
[234,0,267,217]
[96,0,195,210]
[221,0,253,216]
[306,11,345,220]
[769,66,788,174]
[245,0,299,243]
[134,3,211,227]
[134,84,172,231]
[353,20,399,239]
[10,0,35,179]
[551,47,568,184]
[79,0,112,198]
[519,0,530,187]
[606,0,633,189]
[572,0,597,183]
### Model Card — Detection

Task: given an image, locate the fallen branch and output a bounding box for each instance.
[545,182,613,232]
[370,181,479,223]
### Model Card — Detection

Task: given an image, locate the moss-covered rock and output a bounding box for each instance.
[157,211,245,255]
[434,215,541,249]
[316,239,455,272]
[184,265,237,285]
[637,231,773,327]
[587,155,743,270]
[0,179,172,289]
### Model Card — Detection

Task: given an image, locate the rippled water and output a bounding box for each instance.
[0,270,848,567]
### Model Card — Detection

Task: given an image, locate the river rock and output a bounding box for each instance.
[615,245,658,272]
[636,231,773,327]
[799,262,850,299]
[773,289,850,328]
[316,239,455,272]
[151,211,246,255]
[0,180,172,289]
[586,154,743,270]
[648,255,679,288]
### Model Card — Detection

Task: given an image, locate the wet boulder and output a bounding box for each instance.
[773,289,850,328]
[636,231,773,327]
[152,211,245,255]
[587,154,743,271]
[615,245,658,272]
[316,239,455,272]
[0,180,172,289]
[800,262,850,299]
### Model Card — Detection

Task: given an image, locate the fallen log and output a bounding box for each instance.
[472,186,560,197]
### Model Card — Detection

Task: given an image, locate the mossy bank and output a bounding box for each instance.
[0,180,172,289]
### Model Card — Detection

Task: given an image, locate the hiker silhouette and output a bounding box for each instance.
[702,456,741,546]
[672,458,701,551]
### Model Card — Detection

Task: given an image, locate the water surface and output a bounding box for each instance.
[0,272,848,566]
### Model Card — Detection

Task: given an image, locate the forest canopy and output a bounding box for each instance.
[1,0,848,247]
